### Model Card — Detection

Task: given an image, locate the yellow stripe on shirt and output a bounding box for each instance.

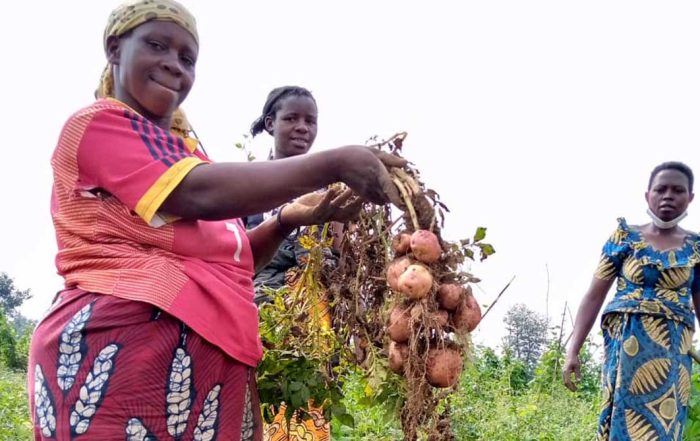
[135,156,204,226]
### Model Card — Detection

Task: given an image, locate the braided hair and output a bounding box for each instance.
[648,161,694,193]
[250,86,316,137]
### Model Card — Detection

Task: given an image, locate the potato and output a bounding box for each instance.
[434,309,449,328]
[392,232,412,255]
[386,256,412,291]
[389,341,410,374]
[437,283,463,311]
[426,348,463,388]
[410,230,442,264]
[387,304,411,343]
[397,264,433,300]
[453,289,481,333]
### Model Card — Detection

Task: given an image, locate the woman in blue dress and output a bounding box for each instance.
[564,161,700,440]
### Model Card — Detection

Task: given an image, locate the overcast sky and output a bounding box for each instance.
[2,1,700,351]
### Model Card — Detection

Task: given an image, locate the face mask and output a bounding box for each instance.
[647,208,688,229]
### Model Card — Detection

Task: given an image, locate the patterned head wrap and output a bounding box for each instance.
[96,0,199,138]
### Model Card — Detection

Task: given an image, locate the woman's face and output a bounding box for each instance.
[646,169,694,221]
[265,95,318,159]
[108,20,198,123]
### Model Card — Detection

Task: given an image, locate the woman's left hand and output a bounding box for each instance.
[279,186,363,228]
[562,352,581,392]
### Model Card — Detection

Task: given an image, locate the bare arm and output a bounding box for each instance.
[568,277,614,355]
[246,186,362,270]
[160,146,405,220]
[246,218,294,273]
[161,150,337,220]
[563,276,614,391]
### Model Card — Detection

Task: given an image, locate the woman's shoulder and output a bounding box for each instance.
[602,217,643,251]
[683,228,700,243]
[613,217,652,237]
[608,217,632,239]
[54,100,118,151]
[63,99,130,126]
[614,217,630,231]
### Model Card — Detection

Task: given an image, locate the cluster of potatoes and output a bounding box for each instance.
[385,230,481,388]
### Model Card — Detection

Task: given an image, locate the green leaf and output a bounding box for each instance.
[336,413,355,428]
[330,403,347,416]
[363,382,375,397]
[357,396,374,406]
[290,391,303,409]
[382,407,396,423]
[299,385,311,403]
[474,227,487,242]
[465,249,475,260]
[478,243,496,261]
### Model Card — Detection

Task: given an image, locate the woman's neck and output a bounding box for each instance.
[110,93,172,131]
[272,150,293,161]
[641,222,685,240]
[647,224,681,236]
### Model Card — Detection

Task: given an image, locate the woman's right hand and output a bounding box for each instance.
[332,146,407,207]
[280,186,363,228]
[562,351,581,392]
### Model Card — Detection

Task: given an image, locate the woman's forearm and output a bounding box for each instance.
[246,218,294,272]
[161,149,341,221]
[568,277,613,355]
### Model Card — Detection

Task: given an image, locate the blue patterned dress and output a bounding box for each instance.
[595,218,700,441]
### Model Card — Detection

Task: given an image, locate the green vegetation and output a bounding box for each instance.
[0,272,34,440]
[3,273,700,441]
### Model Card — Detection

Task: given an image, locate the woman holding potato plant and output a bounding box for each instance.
[564,162,700,440]
[26,1,406,439]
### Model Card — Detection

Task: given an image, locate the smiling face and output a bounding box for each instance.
[264,95,318,159]
[646,169,694,221]
[107,20,198,128]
